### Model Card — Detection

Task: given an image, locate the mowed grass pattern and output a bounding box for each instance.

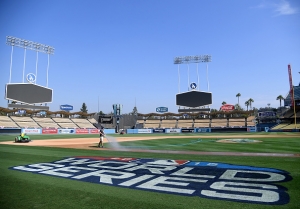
[116,137,300,153]
[0,132,299,209]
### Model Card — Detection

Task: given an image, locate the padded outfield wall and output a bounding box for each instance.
[0,127,259,135]
[126,127,255,134]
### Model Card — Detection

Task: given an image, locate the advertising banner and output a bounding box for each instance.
[156,107,168,113]
[181,128,194,133]
[126,129,138,134]
[75,129,89,134]
[152,128,165,133]
[247,126,257,132]
[22,128,41,134]
[42,129,58,134]
[194,128,211,133]
[58,129,75,134]
[137,129,153,134]
[165,128,181,133]
[89,129,100,134]
[102,129,116,134]
[220,104,235,111]
[60,104,73,111]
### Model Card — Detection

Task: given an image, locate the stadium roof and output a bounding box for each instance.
[284,85,300,106]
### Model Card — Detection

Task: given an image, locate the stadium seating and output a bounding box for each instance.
[229,121,245,127]
[193,119,210,128]
[58,122,78,128]
[177,119,193,128]
[160,120,176,128]
[280,123,300,130]
[135,120,145,128]
[10,116,40,128]
[33,117,60,128]
[0,116,19,128]
[211,119,227,127]
[101,124,114,129]
[51,117,78,128]
[271,123,290,130]
[136,119,145,124]
[229,118,245,127]
[282,109,294,118]
[71,118,95,129]
[88,118,98,124]
[247,116,256,126]
[144,120,160,129]
[52,118,73,123]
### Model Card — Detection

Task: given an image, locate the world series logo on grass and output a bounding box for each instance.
[10,157,291,205]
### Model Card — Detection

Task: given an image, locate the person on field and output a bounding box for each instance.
[20,133,25,140]
[98,129,105,148]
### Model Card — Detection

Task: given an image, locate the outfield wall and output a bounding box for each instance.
[0,128,21,134]
[0,127,257,135]
[126,128,251,134]
[0,128,102,135]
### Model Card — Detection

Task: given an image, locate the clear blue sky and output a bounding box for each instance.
[0,0,299,114]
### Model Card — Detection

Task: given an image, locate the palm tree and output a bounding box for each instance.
[236,93,241,106]
[248,98,254,110]
[245,100,249,111]
[234,103,241,110]
[276,95,284,107]
[222,101,226,105]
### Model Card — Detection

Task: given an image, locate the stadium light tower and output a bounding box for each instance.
[174,55,211,93]
[6,36,55,86]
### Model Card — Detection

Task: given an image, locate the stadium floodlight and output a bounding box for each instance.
[174,57,183,64]
[174,54,212,95]
[6,36,55,54]
[6,36,54,87]
[173,55,211,64]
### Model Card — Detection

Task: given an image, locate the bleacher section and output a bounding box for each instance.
[229,118,245,127]
[211,119,227,127]
[177,119,193,128]
[271,123,290,130]
[247,116,255,126]
[282,109,294,118]
[32,117,60,128]
[0,116,18,128]
[160,120,177,128]
[10,116,40,128]
[101,124,114,129]
[135,120,145,128]
[144,120,160,129]
[88,118,98,124]
[71,118,95,129]
[52,118,78,128]
[281,123,300,129]
[193,119,210,128]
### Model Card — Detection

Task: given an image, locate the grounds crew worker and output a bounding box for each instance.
[98,129,105,148]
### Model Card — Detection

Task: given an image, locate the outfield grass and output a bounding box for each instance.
[117,137,300,153]
[0,132,299,209]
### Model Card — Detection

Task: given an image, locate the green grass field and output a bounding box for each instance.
[0,132,299,209]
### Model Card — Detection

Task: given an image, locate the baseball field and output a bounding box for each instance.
[0,132,299,209]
